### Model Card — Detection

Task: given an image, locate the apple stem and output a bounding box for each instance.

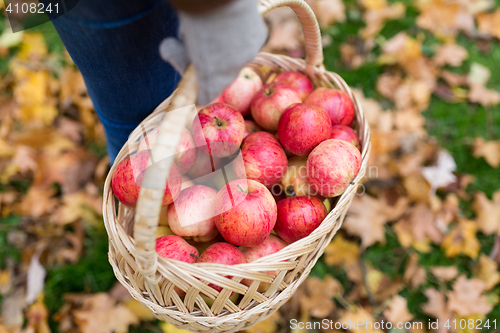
[286,186,296,197]
[214,116,222,127]
[237,184,248,194]
[190,253,200,259]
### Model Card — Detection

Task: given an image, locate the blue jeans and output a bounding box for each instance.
[41,0,180,162]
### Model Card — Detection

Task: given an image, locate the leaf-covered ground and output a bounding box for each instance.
[1,0,500,332]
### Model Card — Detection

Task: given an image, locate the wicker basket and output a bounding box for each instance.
[103,0,371,332]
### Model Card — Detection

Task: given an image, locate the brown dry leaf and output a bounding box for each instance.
[448,275,494,316]
[344,195,409,248]
[25,297,51,333]
[472,190,500,235]
[383,295,413,325]
[365,266,402,302]
[404,253,426,289]
[442,219,480,259]
[73,293,139,333]
[403,174,432,203]
[50,191,102,226]
[34,147,98,194]
[473,254,500,291]
[434,194,459,231]
[300,275,343,318]
[472,137,500,168]
[430,266,459,282]
[379,33,437,90]
[376,73,402,101]
[394,203,444,251]
[1,289,25,331]
[394,108,426,135]
[441,70,468,87]
[414,0,474,39]
[309,0,346,29]
[323,233,360,267]
[468,83,500,106]
[340,42,366,69]
[360,2,406,40]
[433,44,468,67]
[477,9,500,39]
[338,307,383,333]
[421,288,452,333]
[18,186,58,218]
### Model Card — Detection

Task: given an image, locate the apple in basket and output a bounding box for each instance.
[197,242,246,293]
[214,179,277,247]
[277,103,332,156]
[307,139,362,197]
[139,128,198,174]
[330,124,361,150]
[243,120,263,138]
[186,150,221,181]
[274,196,327,244]
[240,234,288,292]
[272,71,313,101]
[167,185,219,242]
[305,87,355,126]
[233,131,288,188]
[156,235,199,263]
[192,103,245,158]
[281,156,318,198]
[221,67,263,116]
[111,150,181,207]
[250,82,301,131]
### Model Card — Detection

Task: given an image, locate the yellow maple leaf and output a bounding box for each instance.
[159,322,191,333]
[472,191,500,235]
[473,254,500,291]
[472,137,500,168]
[123,299,155,321]
[441,220,480,259]
[324,233,360,267]
[477,9,500,39]
[337,307,383,333]
[17,32,47,61]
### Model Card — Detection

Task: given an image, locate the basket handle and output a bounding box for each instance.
[258,0,324,76]
[133,0,323,280]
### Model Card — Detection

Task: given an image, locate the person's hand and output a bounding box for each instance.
[160,0,266,105]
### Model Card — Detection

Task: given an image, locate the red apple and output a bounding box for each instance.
[273,71,313,101]
[250,82,301,131]
[167,185,219,242]
[330,125,361,150]
[305,87,355,126]
[155,235,199,263]
[233,131,288,188]
[280,155,319,197]
[307,139,361,197]
[186,149,221,181]
[274,196,327,243]
[192,103,245,158]
[197,242,246,293]
[214,179,277,247]
[277,103,332,156]
[243,120,263,138]
[111,150,181,207]
[240,234,288,292]
[222,67,263,116]
[139,128,198,174]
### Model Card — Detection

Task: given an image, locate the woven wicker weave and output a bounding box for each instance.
[103,1,371,332]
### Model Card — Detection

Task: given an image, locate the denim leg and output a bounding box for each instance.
[40,0,180,162]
